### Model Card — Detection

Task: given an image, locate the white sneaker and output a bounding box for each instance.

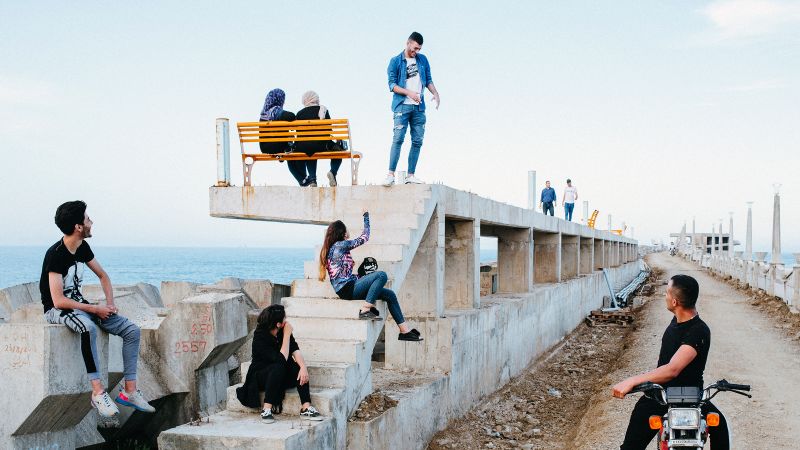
[382,174,395,187]
[92,391,120,418]
[300,405,324,421]
[404,175,424,184]
[116,389,156,413]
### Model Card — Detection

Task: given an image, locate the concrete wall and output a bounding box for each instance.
[534,232,561,283]
[354,261,641,449]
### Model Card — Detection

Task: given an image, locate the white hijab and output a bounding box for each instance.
[302,90,328,119]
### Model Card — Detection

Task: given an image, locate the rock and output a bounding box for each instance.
[485,444,496,449]
[547,387,562,398]
[437,438,452,446]
[520,444,535,450]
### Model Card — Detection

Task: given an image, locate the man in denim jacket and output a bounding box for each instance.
[382,31,441,186]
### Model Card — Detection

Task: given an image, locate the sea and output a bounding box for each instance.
[0,246,502,290]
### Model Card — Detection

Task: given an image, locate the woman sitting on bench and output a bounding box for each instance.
[258,88,312,186]
[294,90,344,187]
[319,211,423,342]
[236,304,324,423]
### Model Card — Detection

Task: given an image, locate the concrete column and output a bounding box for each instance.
[496,227,533,293]
[692,216,696,250]
[593,239,605,270]
[580,237,594,274]
[617,241,623,266]
[605,240,613,268]
[534,231,561,283]
[215,118,230,187]
[527,170,536,210]
[399,207,444,317]
[771,188,782,265]
[444,218,478,309]
[608,214,612,231]
[728,212,734,257]
[561,235,580,280]
[582,201,589,224]
[745,202,753,260]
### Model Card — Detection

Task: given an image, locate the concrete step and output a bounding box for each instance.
[282,297,387,319]
[293,337,368,364]
[226,384,344,417]
[157,410,335,450]
[340,213,421,230]
[292,277,398,298]
[303,260,401,280]
[349,243,405,262]
[290,316,385,341]
[239,361,353,389]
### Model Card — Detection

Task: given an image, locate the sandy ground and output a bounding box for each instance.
[573,252,800,449]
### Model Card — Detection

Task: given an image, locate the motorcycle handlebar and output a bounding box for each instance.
[715,379,751,392]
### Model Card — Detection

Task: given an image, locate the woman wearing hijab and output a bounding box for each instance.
[235,304,324,423]
[258,88,311,186]
[294,91,344,187]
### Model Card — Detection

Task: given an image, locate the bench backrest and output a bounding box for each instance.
[237,119,351,152]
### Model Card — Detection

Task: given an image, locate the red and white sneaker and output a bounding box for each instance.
[116,389,156,413]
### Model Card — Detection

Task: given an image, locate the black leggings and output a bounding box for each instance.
[255,358,311,407]
[621,396,730,450]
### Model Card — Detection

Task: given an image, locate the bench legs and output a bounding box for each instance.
[243,158,254,187]
[351,153,363,186]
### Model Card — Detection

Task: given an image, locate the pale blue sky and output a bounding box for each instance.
[1,1,798,251]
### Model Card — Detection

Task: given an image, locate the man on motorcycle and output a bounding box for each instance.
[611,274,730,449]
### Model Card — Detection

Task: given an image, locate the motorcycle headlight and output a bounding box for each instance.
[668,409,700,429]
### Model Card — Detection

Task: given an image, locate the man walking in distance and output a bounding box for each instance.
[540,180,556,216]
[612,275,730,449]
[382,31,440,186]
[40,201,155,419]
[562,178,578,221]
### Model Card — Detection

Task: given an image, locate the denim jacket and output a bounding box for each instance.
[387,51,433,112]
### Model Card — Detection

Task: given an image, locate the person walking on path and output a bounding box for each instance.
[562,178,578,221]
[611,274,731,449]
[40,201,155,419]
[236,304,324,423]
[540,180,556,216]
[319,211,422,342]
[382,31,440,187]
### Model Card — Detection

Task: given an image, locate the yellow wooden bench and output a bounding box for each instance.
[237,119,362,186]
[587,210,599,229]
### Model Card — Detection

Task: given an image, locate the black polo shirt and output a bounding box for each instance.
[657,314,711,388]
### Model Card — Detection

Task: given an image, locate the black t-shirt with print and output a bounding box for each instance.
[657,315,711,388]
[39,239,95,313]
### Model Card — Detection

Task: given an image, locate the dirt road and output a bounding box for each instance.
[573,252,800,449]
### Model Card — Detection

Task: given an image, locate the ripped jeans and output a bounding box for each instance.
[388,104,426,174]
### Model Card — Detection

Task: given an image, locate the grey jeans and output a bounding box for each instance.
[44,307,141,382]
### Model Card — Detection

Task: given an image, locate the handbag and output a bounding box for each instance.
[357,257,378,277]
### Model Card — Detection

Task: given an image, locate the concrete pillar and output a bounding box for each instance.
[593,239,605,270]
[745,202,753,260]
[582,201,589,224]
[496,227,533,293]
[533,231,561,283]
[617,241,623,266]
[771,188,782,265]
[215,118,230,187]
[728,212,734,257]
[692,216,696,250]
[527,170,536,210]
[605,240,613,268]
[399,207,444,317]
[580,237,594,274]
[444,218,478,309]
[561,235,580,280]
[608,214,612,231]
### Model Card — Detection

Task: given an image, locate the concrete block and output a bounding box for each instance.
[291,279,338,298]
[292,338,367,364]
[0,282,38,320]
[283,297,386,319]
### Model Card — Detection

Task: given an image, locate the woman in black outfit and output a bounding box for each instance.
[294,90,343,187]
[258,88,310,186]
[235,304,323,423]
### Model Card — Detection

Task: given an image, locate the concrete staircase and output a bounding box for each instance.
[159,186,437,449]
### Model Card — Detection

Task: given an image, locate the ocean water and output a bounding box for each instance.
[0,246,501,290]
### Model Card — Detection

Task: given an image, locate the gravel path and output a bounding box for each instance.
[572,252,800,449]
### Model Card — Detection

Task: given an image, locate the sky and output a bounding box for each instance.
[1,0,798,251]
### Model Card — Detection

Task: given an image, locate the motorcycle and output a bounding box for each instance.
[627,379,751,449]
[669,248,677,256]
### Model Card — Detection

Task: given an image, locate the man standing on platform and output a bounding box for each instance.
[562,178,578,221]
[383,31,440,187]
[540,180,556,216]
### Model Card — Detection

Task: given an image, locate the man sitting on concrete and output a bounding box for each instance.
[40,200,155,419]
